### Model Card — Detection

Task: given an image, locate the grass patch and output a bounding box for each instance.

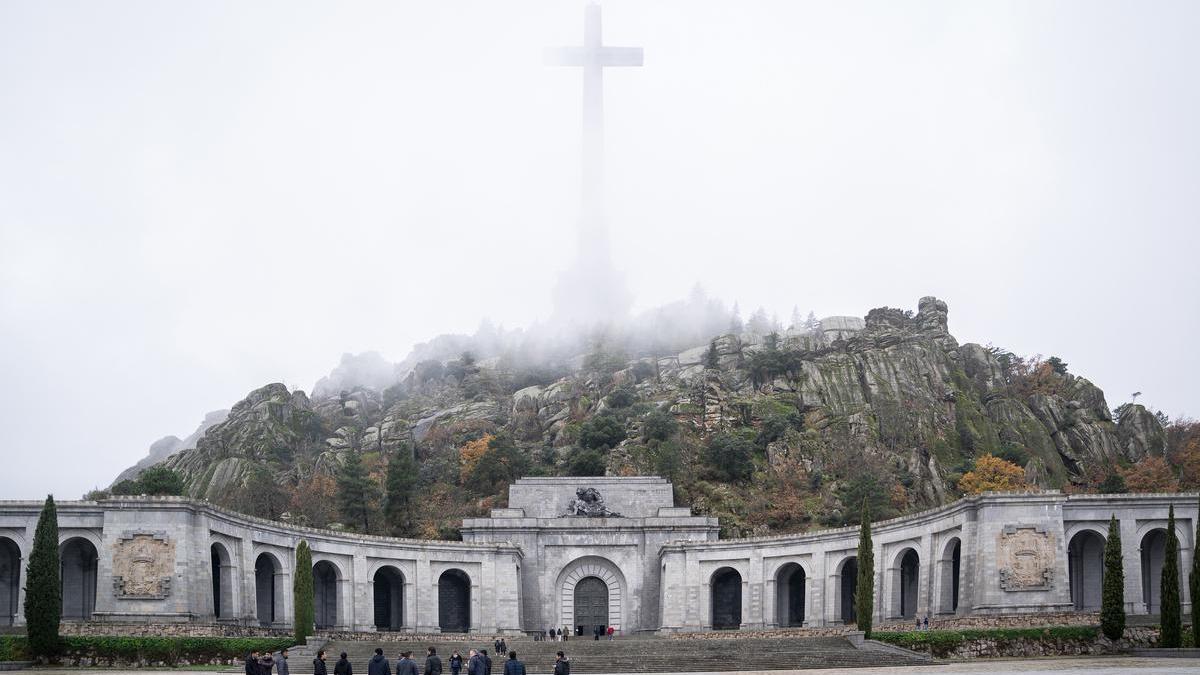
[873,627,1099,656]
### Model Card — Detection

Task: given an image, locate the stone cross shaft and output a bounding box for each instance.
[545,2,642,254]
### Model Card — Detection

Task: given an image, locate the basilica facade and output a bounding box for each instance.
[0,477,1194,634]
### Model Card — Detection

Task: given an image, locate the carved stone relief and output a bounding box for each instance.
[112,530,175,599]
[997,524,1054,591]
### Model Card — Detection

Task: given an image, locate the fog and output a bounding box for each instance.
[1,1,1198,500]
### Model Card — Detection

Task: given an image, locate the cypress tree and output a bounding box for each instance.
[1100,515,1125,641]
[854,500,875,638]
[293,541,314,646]
[24,495,61,660]
[1191,495,1199,648]
[1160,504,1181,648]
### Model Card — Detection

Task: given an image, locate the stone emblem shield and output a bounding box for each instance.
[997,525,1054,591]
[112,530,175,599]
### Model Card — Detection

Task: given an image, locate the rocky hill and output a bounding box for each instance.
[119,296,1167,537]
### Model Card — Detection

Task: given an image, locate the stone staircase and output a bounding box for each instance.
[300,635,931,674]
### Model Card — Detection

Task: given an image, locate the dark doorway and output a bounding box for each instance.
[254,553,279,626]
[374,566,404,630]
[1141,529,1167,614]
[60,538,97,620]
[711,567,742,630]
[899,549,919,619]
[941,538,961,613]
[210,543,233,619]
[839,557,858,624]
[438,569,471,633]
[574,576,609,635]
[0,538,18,626]
[314,561,339,629]
[776,563,805,627]
[1068,531,1105,611]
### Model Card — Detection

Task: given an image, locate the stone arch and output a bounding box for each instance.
[1068,530,1105,611]
[438,569,471,633]
[557,556,626,634]
[937,537,961,614]
[775,562,806,627]
[710,567,742,630]
[59,537,97,620]
[893,548,920,619]
[1140,529,1168,614]
[209,542,234,620]
[0,537,19,626]
[373,565,405,631]
[254,551,284,626]
[313,560,341,629]
[835,556,858,624]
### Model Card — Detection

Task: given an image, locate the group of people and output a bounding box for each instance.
[535,625,615,642]
[244,648,289,675]
[298,646,570,675]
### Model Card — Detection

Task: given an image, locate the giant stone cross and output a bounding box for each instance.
[546,3,642,314]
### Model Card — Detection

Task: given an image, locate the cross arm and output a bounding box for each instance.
[544,46,644,67]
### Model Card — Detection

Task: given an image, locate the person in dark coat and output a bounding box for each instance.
[425,647,443,675]
[395,650,419,675]
[503,652,525,675]
[314,650,329,675]
[259,651,275,675]
[246,651,260,675]
[276,648,291,675]
[467,649,482,675]
[481,650,492,675]
[449,652,463,675]
[494,639,502,655]
[553,651,569,675]
[335,651,353,675]
[368,648,391,675]
[499,640,507,656]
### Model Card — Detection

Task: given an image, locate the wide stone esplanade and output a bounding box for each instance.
[0,477,1194,634]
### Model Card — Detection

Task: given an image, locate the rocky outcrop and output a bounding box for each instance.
[111,409,228,486]
[133,296,1163,527]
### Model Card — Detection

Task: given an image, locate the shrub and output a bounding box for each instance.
[1100,515,1125,640]
[25,495,60,660]
[642,410,678,443]
[958,454,1026,494]
[579,415,626,451]
[703,433,755,482]
[874,627,1098,657]
[606,386,636,409]
[566,447,608,477]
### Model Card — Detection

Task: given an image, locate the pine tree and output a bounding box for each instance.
[24,495,61,660]
[705,339,720,370]
[854,500,875,638]
[1100,515,1125,641]
[1160,504,1182,647]
[1191,495,1199,648]
[336,451,376,533]
[384,448,418,537]
[293,541,314,646]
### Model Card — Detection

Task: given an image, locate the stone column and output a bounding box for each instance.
[1120,517,1143,614]
[352,553,370,631]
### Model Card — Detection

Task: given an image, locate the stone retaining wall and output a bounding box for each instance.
[59,622,294,638]
[895,626,1158,659]
[666,627,853,640]
[877,612,1100,631]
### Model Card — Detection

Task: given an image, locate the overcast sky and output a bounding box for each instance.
[2,1,1198,501]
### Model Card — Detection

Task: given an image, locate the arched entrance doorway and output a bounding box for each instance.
[775,563,805,627]
[314,561,340,629]
[373,566,404,631]
[254,552,282,626]
[574,576,608,636]
[438,569,471,633]
[938,538,961,614]
[0,538,19,626]
[210,543,233,619]
[838,557,858,624]
[1068,531,1105,611]
[1141,529,1168,614]
[897,549,919,619]
[60,538,97,620]
[711,567,742,630]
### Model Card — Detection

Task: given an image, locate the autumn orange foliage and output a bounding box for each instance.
[1120,455,1180,493]
[959,454,1027,494]
[459,434,494,485]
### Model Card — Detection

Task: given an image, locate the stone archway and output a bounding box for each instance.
[438,569,471,633]
[210,542,234,619]
[895,548,919,619]
[837,556,858,624]
[775,562,806,627]
[938,538,961,614]
[373,566,405,631]
[0,537,19,626]
[1141,529,1167,614]
[1068,530,1105,611]
[60,537,97,620]
[254,552,284,626]
[710,567,742,630]
[558,557,625,634]
[313,560,340,629]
